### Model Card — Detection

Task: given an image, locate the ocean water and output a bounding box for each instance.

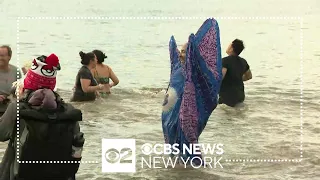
[0,0,320,179]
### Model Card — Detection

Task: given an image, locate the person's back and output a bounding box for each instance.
[93,64,111,84]
[219,39,252,107]
[20,90,83,179]
[0,54,84,180]
[91,50,119,95]
[0,90,84,180]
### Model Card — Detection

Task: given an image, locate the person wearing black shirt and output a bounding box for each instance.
[71,51,104,102]
[219,39,252,107]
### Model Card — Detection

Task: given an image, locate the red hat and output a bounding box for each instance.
[23,54,61,91]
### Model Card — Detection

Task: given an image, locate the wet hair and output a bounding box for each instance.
[231,39,245,55]
[79,51,95,65]
[92,50,107,64]
[0,45,12,57]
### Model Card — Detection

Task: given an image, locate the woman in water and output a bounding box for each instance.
[91,50,119,96]
[161,18,222,166]
[71,51,104,102]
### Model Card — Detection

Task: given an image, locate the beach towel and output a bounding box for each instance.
[161,18,222,164]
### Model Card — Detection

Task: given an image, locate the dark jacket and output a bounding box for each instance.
[0,99,80,180]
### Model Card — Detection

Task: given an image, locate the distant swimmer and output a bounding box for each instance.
[71,51,104,102]
[219,39,252,107]
[91,50,119,97]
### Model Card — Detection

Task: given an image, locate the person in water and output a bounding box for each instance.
[91,50,119,96]
[71,51,104,102]
[0,45,22,115]
[218,39,252,107]
[0,54,83,180]
[161,18,222,166]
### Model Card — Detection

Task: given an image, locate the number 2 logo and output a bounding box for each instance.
[105,148,133,164]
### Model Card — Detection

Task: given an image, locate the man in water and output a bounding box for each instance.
[0,45,22,115]
[162,18,222,166]
[219,39,252,107]
[179,43,187,63]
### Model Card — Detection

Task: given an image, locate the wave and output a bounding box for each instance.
[55,85,320,109]
[56,86,167,97]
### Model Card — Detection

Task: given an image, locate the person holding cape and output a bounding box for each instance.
[161,18,222,166]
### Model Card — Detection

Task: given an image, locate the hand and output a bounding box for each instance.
[95,91,101,98]
[98,84,104,90]
[0,95,6,102]
[22,67,28,75]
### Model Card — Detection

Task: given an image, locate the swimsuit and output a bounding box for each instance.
[93,68,110,97]
[94,68,110,84]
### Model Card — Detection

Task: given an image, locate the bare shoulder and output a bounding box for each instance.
[96,64,107,70]
[108,64,115,70]
[103,64,110,69]
[104,65,113,72]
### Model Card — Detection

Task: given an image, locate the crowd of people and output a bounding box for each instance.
[0,18,252,179]
[0,46,120,179]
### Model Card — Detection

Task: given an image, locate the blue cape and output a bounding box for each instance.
[161,18,222,162]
